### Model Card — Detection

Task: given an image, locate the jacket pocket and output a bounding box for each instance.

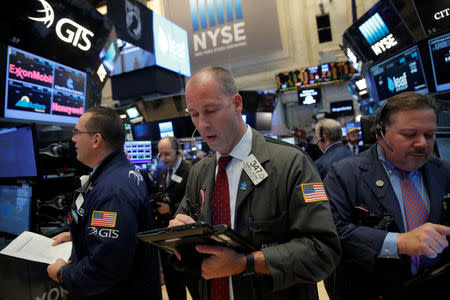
[249,212,288,247]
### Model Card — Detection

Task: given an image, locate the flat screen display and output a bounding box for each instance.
[330,100,354,117]
[428,32,450,92]
[345,1,415,62]
[0,184,32,236]
[159,121,174,138]
[0,126,38,178]
[124,141,152,163]
[153,13,191,77]
[369,46,428,102]
[298,88,321,105]
[112,39,155,76]
[4,46,86,124]
[126,106,141,119]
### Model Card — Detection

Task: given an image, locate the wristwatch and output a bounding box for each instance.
[56,266,64,283]
[241,253,256,277]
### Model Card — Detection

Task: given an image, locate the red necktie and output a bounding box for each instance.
[210,155,233,300]
[400,171,429,272]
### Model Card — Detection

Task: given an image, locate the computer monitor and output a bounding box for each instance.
[435,134,450,162]
[0,183,33,236]
[124,141,152,164]
[0,126,38,179]
[4,46,86,124]
[158,121,175,138]
[428,32,450,92]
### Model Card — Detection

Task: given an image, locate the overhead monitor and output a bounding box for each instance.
[428,32,450,92]
[124,140,152,164]
[4,46,86,124]
[112,39,155,76]
[159,121,175,138]
[413,0,450,37]
[369,45,428,103]
[298,88,321,105]
[126,106,141,119]
[330,100,354,117]
[153,13,191,77]
[345,1,415,62]
[0,183,33,236]
[0,126,38,179]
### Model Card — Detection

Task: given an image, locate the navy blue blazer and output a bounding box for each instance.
[324,145,450,298]
[314,142,355,179]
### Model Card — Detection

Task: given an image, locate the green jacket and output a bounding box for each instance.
[176,129,341,300]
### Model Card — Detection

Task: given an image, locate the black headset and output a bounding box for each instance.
[375,99,394,152]
[318,126,325,142]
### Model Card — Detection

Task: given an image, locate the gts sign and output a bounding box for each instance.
[28,0,94,51]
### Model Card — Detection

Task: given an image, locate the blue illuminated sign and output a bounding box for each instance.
[190,0,243,31]
[359,13,389,45]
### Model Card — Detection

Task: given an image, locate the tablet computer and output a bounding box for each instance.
[137,223,258,254]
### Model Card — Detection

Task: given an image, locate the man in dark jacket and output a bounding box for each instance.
[47,107,162,300]
[155,137,196,300]
[314,118,355,179]
[325,92,450,300]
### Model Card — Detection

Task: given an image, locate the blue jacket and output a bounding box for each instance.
[314,142,355,179]
[324,145,450,299]
[62,151,162,300]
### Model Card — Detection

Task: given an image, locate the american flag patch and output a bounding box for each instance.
[301,183,328,203]
[91,211,117,227]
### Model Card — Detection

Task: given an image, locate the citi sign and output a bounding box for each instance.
[28,0,94,51]
[189,0,246,51]
[359,13,398,56]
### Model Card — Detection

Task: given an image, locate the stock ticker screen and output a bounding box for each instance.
[4,46,86,124]
[369,45,428,102]
[276,61,355,90]
[428,32,450,92]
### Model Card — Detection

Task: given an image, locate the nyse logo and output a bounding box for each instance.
[371,33,398,56]
[387,72,408,92]
[28,0,94,51]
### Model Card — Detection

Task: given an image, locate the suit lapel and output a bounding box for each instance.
[360,147,405,231]
[421,159,444,223]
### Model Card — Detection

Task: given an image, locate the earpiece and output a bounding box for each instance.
[375,99,393,152]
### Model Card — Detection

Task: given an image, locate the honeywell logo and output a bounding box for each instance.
[9,64,53,84]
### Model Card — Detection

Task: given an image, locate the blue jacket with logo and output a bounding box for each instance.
[61,151,161,299]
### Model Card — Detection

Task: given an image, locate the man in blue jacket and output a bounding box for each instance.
[47,107,162,299]
[324,92,450,300]
[314,118,354,179]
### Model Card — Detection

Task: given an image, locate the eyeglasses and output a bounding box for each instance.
[72,128,99,137]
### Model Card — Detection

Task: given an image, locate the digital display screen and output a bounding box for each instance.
[4,46,86,124]
[276,62,355,90]
[0,184,32,236]
[112,39,155,76]
[345,1,415,62]
[428,32,450,92]
[153,13,191,77]
[0,126,37,178]
[369,46,428,102]
[298,88,321,105]
[413,0,450,37]
[124,141,152,163]
[126,106,141,119]
[330,100,354,117]
[159,121,175,138]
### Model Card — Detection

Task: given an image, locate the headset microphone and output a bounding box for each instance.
[191,128,198,143]
[378,127,393,152]
[375,99,394,152]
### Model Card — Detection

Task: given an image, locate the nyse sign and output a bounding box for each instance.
[371,33,398,56]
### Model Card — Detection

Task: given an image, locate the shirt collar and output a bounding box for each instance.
[217,125,252,161]
[376,145,420,177]
[171,157,182,174]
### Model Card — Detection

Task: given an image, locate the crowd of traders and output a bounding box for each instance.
[46,66,450,300]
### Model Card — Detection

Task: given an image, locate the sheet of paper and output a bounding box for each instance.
[0,231,72,264]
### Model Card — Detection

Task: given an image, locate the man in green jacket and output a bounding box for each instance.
[169,66,340,300]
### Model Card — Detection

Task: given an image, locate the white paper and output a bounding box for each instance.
[0,231,72,264]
